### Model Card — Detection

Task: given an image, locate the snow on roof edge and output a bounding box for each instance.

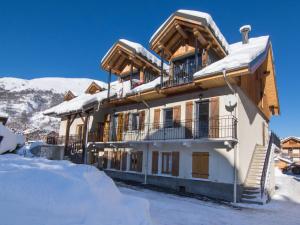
[150,9,229,53]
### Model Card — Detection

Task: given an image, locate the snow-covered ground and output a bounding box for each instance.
[120,168,300,225]
[0,154,152,225]
[1,154,298,225]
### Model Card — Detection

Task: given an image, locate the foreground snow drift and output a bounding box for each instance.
[0,155,152,225]
[0,124,24,154]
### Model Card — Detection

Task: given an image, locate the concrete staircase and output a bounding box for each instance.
[241,145,266,204]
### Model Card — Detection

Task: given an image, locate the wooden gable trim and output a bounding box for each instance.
[150,15,227,59]
[85,81,103,94]
[64,90,76,101]
[102,41,161,76]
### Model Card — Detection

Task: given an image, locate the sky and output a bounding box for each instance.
[0,0,299,138]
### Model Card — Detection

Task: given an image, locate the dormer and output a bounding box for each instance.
[85,81,106,94]
[64,90,76,101]
[101,39,167,89]
[150,10,229,78]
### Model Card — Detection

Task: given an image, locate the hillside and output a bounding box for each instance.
[0,77,99,139]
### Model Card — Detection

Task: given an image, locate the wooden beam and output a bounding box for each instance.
[193,28,208,46]
[175,23,188,39]
[158,43,172,58]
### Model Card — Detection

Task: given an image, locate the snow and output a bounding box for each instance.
[129,76,169,94]
[150,9,229,53]
[275,156,293,164]
[194,36,270,78]
[0,77,102,95]
[0,111,8,118]
[102,39,169,70]
[16,141,45,157]
[240,25,252,33]
[120,168,300,225]
[0,124,24,154]
[44,80,133,115]
[0,154,152,225]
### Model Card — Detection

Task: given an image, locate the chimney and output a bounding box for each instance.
[239,25,251,44]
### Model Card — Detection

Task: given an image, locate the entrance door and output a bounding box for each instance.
[197,101,209,138]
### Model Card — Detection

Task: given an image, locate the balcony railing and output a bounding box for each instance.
[88,115,237,143]
[161,61,198,89]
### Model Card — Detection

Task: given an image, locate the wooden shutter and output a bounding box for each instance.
[117,113,124,141]
[103,151,108,169]
[172,152,180,176]
[209,97,219,138]
[137,151,143,172]
[153,109,160,129]
[152,151,158,174]
[139,111,145,130]
[173,105,181,127]
[185,101,193,138]
[121,151,127,171]
[103,114,110,142]
[124,113,130,131]
[192,152,209,179]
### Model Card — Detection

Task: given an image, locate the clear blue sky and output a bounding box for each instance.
[0,0,299,138]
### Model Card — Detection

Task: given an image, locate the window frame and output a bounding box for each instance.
[164,108,173,128]
[161,152,172,175]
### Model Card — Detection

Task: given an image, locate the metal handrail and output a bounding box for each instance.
[87,116,237,143]
[260,131,280,198]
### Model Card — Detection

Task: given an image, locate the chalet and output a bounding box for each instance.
[281,137,300,162]
[45,10,281,204]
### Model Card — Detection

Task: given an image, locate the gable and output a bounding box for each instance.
[85,82,103,94]
[64,91,76,101]
[282,138,300,148]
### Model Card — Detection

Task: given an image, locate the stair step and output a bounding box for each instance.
[243,189,261,195]
[242,194,259,199]
[241,198,264,205]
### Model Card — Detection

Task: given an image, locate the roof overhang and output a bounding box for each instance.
[101,40,161,75]
[150,11,228,60]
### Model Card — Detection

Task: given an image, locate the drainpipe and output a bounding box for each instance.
[139,92,150,184]
[222,69,238,203]
[83,112,90,164]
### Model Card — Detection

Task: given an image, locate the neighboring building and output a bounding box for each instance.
[45,10,281,204]
[281,137,300,162]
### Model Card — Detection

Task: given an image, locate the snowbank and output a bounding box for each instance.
[0,154,152,225]
[194,36,269,78]
[0,124,24,154]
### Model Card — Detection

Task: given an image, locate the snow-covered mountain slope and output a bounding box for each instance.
[0,77,100,138]
[0,77,106,95]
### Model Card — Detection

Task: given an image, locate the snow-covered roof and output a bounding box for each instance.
[101,39,169,70]
[44,80,132,116]
[275,156,293,164]
[281,136,300,143]
[194,36,270,78]
[150,9,229,53]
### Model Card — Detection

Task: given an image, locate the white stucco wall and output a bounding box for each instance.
[236,86,268,184]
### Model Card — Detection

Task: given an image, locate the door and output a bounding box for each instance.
[197,101,209,138]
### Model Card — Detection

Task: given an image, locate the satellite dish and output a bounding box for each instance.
[224,94,237,108]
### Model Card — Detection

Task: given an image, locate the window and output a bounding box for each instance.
[197,101,209,137]
[161,152,172,174]
[192,152,209,179]
[131,113,139,130]
[130,151,143,172]
[76,124,83,140]
[164,108,173,128]
[111,151,121,170]
[144,69,156,83]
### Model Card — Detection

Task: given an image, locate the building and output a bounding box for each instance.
[45,10,281,204]
[281,137,300,162]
